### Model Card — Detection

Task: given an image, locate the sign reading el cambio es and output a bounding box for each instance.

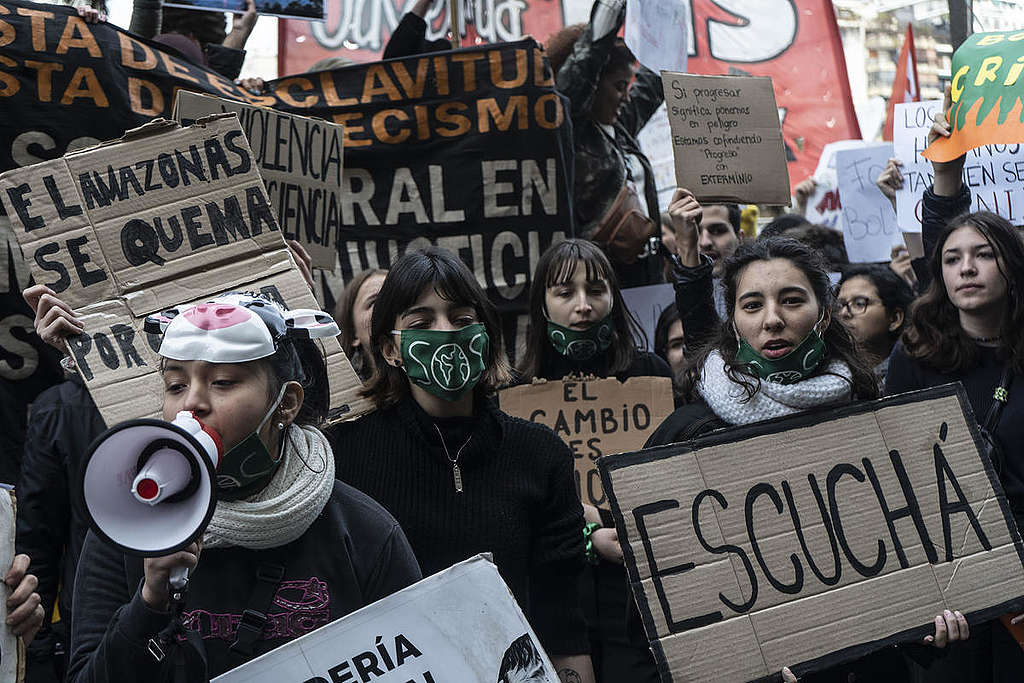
[499,377,674,509]
[0,115,371,427]
[599,385,1024,682]
[212,555,559,683]
[173,91,346,269]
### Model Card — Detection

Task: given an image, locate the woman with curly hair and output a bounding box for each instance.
[545,0,664,287]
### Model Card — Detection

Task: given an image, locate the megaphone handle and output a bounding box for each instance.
[169,566,189,591]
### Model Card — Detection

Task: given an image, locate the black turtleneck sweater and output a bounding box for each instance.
[328,396,589,655]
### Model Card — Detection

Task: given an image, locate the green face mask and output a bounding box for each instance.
[546,315,613,361]
[734,326,827,385]
[216,384,287,501]
[393,323,489,401]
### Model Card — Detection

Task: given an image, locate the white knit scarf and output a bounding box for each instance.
[697,350,854,426]
[203,424,335,550]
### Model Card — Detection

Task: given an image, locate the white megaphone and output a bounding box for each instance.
[81,411,221,585]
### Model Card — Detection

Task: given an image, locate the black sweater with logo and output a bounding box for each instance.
[329,397,589,656]
[66,482,421,683]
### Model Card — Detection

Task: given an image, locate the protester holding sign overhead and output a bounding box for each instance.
[886,98,1024,682]
[329,247,596,683]
[516,238,669,681]
[546,0,663,288]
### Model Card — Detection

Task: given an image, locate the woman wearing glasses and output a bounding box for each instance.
[835,265,915,384]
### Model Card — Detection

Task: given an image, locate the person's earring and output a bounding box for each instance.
[277,422,285,431]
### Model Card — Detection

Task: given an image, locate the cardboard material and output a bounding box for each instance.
[0,490,21,683]
[834,143,902,263]
[212,555,558,682]
[662,73,790,205]
[894,99,1024,229]
[499,377,674,509]
[173,91,345,269]
[599,385,1024,682]
[0,115,370,427]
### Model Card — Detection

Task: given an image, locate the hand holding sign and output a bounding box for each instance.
[929,86,968,196]
[23,284,83,350]
[668,188,702,267]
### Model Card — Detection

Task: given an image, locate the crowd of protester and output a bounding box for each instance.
[6,0,1024,681]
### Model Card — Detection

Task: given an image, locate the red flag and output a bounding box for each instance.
[884,24,921,141]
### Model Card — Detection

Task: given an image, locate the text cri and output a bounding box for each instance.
[634,423,990,634]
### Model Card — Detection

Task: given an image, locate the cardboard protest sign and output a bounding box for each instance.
[212,554,558,682]
[599,385,1024,682]
[499,377,674,508]
[0,115,370,427]
[621,283,676,353]
[0,2,573,358]
[662,73,790,205]
[0,490,21,683]
[925,30,1024,163]
[625,0,689,76]
[895,99,1024,229]
[834,143,902,263]
[164,0,324,21]
[173,91,345,269]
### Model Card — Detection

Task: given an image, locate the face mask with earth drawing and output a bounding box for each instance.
[392,324,489,401]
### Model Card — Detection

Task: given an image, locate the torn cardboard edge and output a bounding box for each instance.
[599,384,1024,681]
[1,114,371,426]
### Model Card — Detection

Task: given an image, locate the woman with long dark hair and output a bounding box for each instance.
[545,0,664,286]
[517,238,669,681]
[330,247,596,683]
[519,239,671,382]
[887,211,1024,682]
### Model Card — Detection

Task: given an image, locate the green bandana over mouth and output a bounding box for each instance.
[394,324,489,401]
[546,315,614,361]
[734,327,827,385]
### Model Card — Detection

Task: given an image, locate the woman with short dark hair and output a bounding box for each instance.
[836,264,915,382]
[331,247,596,682]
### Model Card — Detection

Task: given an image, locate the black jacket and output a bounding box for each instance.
[383,12,452,60]
[16,377,106,649]
[67,481,421,683]
[329,396,589,656]
[556,3,664,287]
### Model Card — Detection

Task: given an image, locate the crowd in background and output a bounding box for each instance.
[6,0,1024,682]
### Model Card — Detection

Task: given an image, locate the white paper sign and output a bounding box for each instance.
[637,103,677,211]
[625,0,689,75]
[804,139,869,231]
[835,143,902,263]
[893,99,1024,229]
[213,556,558,683]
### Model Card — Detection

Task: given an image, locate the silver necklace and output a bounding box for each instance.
[434,425,471,494]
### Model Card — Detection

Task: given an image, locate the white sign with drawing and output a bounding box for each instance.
[835,143,902,263]
[213,556,557,683]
